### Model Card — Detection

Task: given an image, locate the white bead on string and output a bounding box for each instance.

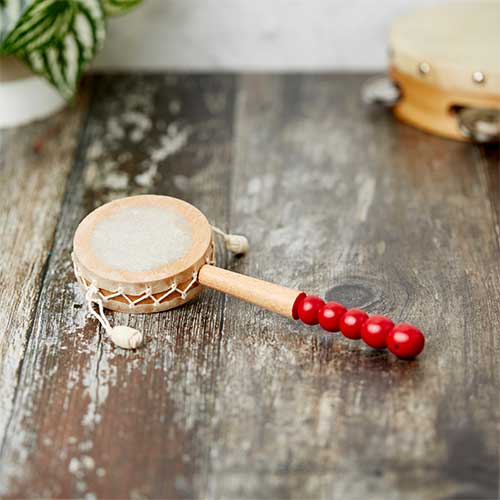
[108,325,143,349]
[211,226,249,255]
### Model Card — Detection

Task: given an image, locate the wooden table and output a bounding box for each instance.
[0,74,499,499]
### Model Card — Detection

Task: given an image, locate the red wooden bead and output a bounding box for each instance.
[292,292,307,320]
[386,324,425,358]
[318,302,347,332]
[361,315,394,349]
[298,295,325,325]
[339,308,369,339]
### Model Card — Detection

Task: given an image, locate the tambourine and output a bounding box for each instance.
[73,195,425,358]
[362,1,500,142]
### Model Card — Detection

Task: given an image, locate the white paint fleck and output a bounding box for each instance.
[356,176,376,223]
[87,140,104,160]
[123,111,152,131]
[76,481,86,492]
[123,111,152,143]
[102,171,129,190]
[107,117,125,140]
[150,124,190,163]
[79,440,93,452]
[83,162,98,187]
[68,457,81,475]
[316,395,333,445]
[81,456,95,470]
[135,163,158,187]
[81,345,118,431]
[376,240,386,255]
[130,129,144,142]
[247,177,261,195]
[134,123,191,188]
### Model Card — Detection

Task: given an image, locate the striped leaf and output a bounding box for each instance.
[0,0,35,43]
[100,0,142,16]
[2,0,105,99]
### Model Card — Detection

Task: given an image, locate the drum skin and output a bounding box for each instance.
[388,1,500,141]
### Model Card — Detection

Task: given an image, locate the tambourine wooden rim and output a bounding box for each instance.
[390,67,500,141]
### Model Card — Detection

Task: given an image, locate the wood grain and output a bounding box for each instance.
[0,74,498,499]
[0,89,89,456]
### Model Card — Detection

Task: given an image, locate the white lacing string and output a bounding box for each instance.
[74,255,212,311]
[85,285,112,333]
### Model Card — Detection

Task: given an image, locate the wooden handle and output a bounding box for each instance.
[198,265,305,319]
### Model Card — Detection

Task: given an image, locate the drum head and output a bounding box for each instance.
[73,195,212,297]
[390,1,500,93]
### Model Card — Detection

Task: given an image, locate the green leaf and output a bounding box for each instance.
[100,0,142,16]
[0,0,35,43]
[2,0,105,99]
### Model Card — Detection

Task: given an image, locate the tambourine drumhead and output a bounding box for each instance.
[389,1,500,93]
[73,195,214,313]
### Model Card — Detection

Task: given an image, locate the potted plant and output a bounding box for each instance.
[0,0,142,128]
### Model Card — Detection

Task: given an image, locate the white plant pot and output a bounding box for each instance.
[0,56,66,129]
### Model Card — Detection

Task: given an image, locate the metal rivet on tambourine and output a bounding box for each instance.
[472,71,486,85]
[418,62,430,76]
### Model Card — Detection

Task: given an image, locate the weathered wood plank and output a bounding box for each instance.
[208,75,500,499]
[0,74,498,499]
[0,74,235,498]
[0,90,89,456]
